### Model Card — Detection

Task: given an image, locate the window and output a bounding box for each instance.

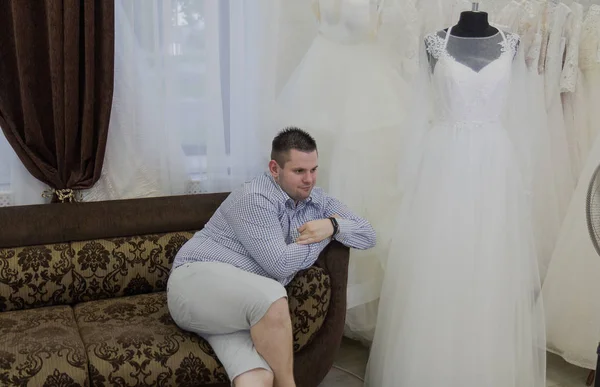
[1,0,271,204]
[0,131,13,206]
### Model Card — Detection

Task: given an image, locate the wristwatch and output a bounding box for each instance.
[328,217,339,239]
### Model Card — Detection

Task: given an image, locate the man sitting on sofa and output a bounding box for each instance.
[167,127,376,387]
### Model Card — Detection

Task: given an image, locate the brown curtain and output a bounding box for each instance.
[0,0,114,202]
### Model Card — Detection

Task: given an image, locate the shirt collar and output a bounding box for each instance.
[264,172,323,209]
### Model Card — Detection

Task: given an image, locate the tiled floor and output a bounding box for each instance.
[319,337,595,386]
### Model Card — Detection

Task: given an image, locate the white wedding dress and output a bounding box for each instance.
[274,0,410,342]
[541,1,576,222]
[541,4,600,370]
[365,28,546,386]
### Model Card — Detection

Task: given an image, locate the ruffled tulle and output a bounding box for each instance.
[365,29,546,386]
[366,122,546,386]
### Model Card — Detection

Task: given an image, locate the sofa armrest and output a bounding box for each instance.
[293,241,350,387]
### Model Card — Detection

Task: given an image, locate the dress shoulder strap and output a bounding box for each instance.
[444,26,453,48]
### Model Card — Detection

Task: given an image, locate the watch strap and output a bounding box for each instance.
[328,217,339,238]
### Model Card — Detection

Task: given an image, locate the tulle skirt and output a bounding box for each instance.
[562,69,589,180]
[365,121,546,386]
[542,138,600,370]
[528,69,561,284]
[274,34,408,342]
[541,67,600,370]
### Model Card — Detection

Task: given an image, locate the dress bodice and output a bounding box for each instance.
[314,0,380,43]
[425,29,519,125]
[580,5,600,71]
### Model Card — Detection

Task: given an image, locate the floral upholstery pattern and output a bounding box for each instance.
[72,267,330,385]
[74,292,228,386]
[0,244,74,312]
[0,305,88,386]
[0,230,333,385]
[71,232,194,303]
[287,266,331,352]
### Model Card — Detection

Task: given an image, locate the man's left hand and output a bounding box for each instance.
[296,219,334,245]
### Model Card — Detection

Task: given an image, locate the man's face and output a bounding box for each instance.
[269,149,318,202]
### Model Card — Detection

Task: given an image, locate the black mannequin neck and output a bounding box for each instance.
[448,11,498,38]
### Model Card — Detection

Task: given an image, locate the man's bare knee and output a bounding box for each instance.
[259,297,291,328]
[233,368,274,387]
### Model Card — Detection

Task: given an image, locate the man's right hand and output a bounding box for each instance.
[296,219,334,245]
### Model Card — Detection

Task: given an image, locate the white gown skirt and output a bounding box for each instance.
[365,122,546,387]
[274,34,408,342]
[542,71,600,369]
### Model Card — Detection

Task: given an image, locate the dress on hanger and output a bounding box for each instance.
[541,1,576,222]
[561,1,585,178]
[274,0,410,343]
[541,4,600,371]
[579,4,600,150]
[365,27,546,387]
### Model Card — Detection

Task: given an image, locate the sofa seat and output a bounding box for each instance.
[0,305,88,386]
[74,292,229,386]
[73,266,331,386]
[0,194,351,387]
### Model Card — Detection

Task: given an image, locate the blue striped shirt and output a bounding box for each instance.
[173,172,376,285]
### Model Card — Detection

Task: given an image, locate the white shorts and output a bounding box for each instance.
[167,261,288,381]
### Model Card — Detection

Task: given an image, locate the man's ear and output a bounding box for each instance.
[268,160,280,178]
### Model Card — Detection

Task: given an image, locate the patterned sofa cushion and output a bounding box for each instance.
[71,232,194,303]
[74,292,229,386]
[287,266,331,352]
[73,266,331,385]
[0,244,74,312]
[0,305,88,386]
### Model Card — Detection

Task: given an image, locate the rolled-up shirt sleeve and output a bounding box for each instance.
[223,192,329,281]
[323,196,376,250]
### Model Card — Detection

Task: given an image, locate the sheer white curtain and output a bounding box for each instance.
[79,0,278,201]
[0,133,10,201]
[1,0,279,206]
[0,132,48,207]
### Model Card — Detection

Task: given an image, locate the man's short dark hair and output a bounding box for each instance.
[271,127,317,167]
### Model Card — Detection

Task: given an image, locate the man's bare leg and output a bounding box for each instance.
[251,297,296,387]
[233,368,274,387]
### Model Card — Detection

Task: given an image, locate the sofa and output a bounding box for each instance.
[0,193,350,387]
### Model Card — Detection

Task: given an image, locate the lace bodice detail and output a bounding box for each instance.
[313,0,381,43]
[425,31,519,61]
[424,33,446,60]
[560,2,583,93]
[580,5,600,70]
[424,29,520,124]
[503,33,521,54]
